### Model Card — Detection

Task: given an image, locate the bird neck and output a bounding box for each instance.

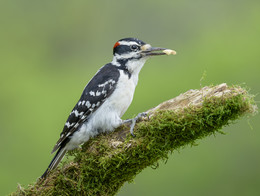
[112,56,147,74]
[111,56,147,86]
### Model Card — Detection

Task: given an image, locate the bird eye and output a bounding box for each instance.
[130,45,139,51]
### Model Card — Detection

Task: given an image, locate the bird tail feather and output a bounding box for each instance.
[41,147,67,179]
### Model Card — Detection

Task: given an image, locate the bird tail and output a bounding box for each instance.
[41,147,67,179]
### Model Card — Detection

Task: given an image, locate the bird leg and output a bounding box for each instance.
[122,112,148,137]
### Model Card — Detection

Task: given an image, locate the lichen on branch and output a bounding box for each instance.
[11,83,257,196]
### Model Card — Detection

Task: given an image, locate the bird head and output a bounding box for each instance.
[113,38,176,60]
[112,38,176,75]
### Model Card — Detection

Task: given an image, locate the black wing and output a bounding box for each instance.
[51,63,120,153]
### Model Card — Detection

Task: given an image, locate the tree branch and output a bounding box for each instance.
[11,83,257,196]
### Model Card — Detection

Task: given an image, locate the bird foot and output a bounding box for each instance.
[122,112,148,137]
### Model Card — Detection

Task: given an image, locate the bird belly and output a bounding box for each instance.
[65,71,136,150]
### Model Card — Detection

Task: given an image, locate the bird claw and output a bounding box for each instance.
[123,112,148,137]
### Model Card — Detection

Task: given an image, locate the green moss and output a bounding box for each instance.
[11,86,257,196]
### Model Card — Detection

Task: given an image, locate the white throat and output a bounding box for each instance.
[126,58,147,86]
[126,58,147,75]
[112,56,148,86]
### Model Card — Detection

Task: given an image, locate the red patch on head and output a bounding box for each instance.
[113,42,120,49]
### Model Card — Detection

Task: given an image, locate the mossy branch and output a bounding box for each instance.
[12,83,257,196]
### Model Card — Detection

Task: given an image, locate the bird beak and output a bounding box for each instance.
[141,44,177,56]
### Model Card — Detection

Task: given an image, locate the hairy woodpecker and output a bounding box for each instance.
[41,38,176,178]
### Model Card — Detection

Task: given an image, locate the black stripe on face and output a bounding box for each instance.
[113,45,131,55]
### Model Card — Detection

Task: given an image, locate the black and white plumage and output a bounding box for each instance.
[41,38,175,178]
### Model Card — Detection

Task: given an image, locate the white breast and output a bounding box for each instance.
[65,70,137,150]
[110,69,136,117]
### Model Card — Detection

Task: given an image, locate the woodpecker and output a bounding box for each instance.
[41,38,176,178]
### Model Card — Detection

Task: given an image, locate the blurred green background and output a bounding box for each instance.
[0,0,259,195]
